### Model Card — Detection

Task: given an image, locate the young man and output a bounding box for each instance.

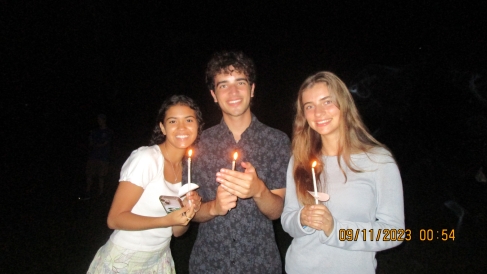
[185,51,290,273]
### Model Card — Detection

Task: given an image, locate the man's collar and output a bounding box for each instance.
[218,113,260,134]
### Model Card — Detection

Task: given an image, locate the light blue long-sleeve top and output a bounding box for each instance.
[282,147,405,274]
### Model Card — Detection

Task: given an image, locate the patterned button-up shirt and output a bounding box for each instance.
[185,114,290,274]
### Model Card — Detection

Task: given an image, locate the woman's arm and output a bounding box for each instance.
[172,225,189,237]
[172,191,201,236]
[281,158,315,238]
[317,161,405,252]
[107,181,193,230]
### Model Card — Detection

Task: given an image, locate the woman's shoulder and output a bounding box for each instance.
[353,146,395,163]
[368,146,392,157]
[121,145,162,173]
[130,145,160,155]
[120,145,163,186]
[126,145,162,163]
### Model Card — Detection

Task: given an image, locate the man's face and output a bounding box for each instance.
[210,66,255,119]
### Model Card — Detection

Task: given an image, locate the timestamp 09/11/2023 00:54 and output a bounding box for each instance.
[338,228,455,242]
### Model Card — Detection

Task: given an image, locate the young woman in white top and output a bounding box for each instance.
[88,95,203,273]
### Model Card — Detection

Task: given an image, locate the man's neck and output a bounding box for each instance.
[223,111,252,143]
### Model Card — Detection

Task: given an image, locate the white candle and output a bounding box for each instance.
[188,149,192,187]
[312,161,318,204]
[232,152,238,170]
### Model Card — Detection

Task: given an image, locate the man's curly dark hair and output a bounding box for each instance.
[205,51,256,91]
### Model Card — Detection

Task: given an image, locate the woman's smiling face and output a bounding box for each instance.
[302,83,341,141]
[159,104,199,150]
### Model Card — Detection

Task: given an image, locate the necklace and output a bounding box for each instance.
[165,158,179,183]
[162,143,181,184]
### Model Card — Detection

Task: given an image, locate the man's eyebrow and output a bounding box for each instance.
[215,78,249,87]
[215,80,229,87]
[235,77,249,82]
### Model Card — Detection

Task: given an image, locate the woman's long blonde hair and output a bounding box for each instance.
[292,71,387,204]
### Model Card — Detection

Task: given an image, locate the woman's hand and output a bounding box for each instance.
[171,193,200,237]
[184,191,202,213]
[169,203,196,226]
[300,204,334,236]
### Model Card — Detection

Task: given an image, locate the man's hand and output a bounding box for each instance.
[216,162,266,199]
[209,185,238,215]
[214,161,284,220]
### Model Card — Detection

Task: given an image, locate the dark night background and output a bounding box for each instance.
[2,1,487,273]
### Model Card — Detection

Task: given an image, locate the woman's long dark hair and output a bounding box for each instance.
[149,95,204,145]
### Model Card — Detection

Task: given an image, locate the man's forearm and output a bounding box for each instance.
[253,188,285,220]
[192,200,218,223]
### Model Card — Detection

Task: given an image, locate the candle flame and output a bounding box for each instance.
[233,152,238,160]
[188,149,193,157]
[312,161,317,168]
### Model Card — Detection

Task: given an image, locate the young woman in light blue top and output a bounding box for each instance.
[282,72,405,273]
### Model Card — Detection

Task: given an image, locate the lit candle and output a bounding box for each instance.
[312,161,318,204]
[232,152,238,170]
[188,149,192,187]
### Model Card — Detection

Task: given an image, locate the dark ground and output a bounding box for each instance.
[3,1,487,273]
